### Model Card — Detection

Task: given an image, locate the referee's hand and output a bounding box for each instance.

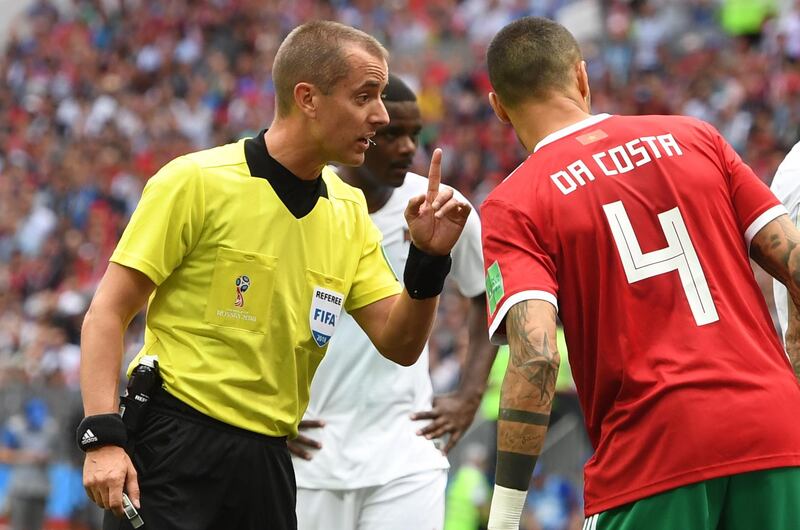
[405,148,471,256]
[83,445,140,518]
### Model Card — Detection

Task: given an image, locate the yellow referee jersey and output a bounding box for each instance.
[111,132,401,437]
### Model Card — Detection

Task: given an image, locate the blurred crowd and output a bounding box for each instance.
[1,0,799,528]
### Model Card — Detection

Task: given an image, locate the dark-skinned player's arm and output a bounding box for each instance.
[487,299,559,529]
[750,214,800,382]
[351,149,471,366]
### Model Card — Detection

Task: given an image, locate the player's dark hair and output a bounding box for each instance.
[273,20,389,117]
[487,17,582,108]
[382,74,416,103]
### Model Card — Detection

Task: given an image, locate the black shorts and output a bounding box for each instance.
[104,388,296,530]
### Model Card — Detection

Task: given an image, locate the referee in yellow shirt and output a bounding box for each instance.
[76,21,470,530]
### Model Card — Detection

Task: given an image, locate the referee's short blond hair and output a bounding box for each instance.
[273,21,388,117]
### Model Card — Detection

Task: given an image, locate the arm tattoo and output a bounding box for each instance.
[751,215,800,382]
[498,408,550,425]
[750,215,800,287]
[786,292,800,381]
[507,302,559,405]
[494,301,559,491]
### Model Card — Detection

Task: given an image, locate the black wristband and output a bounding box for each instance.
[76,413,127,452]
[403,242,452,299]
[496,451,539,491]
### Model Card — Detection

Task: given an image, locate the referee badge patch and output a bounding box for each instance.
[310,286,344,347]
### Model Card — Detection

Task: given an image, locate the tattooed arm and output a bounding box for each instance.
[488,299,559,529]
[750,214,800,380]
[787,300,800,381]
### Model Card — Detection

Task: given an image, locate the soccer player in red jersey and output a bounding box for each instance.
[481,17,800,530]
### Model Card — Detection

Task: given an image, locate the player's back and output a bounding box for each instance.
[482,113,800,513]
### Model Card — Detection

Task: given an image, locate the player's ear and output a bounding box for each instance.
[489,92,511,124]
[577,60,591,111]
[294,82,318,118]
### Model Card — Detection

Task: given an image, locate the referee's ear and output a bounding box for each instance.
[294,82,318,118]
[488,92,510,124]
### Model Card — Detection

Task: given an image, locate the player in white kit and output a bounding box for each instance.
[290,75,497,530]
[770,140,800,377]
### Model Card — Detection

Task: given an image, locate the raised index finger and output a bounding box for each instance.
[426,148,442,205]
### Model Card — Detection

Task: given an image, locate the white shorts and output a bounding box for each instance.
[296,469,447,530]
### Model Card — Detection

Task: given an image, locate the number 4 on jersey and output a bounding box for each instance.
[603,200,719,326]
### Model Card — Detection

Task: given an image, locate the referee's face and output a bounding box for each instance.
[315,46,389,166]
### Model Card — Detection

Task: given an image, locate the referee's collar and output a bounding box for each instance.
[245,129,328,219]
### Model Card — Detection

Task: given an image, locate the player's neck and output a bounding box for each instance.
[511,96,591,153]
[264,123,326,181]
[341,167,393,213]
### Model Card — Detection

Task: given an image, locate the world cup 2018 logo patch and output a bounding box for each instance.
[234,275,250,307]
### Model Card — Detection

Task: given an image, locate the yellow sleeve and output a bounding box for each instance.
[110,157,205,285]
[345,216,402,312]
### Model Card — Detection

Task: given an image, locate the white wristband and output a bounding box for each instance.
[487,484,527,529]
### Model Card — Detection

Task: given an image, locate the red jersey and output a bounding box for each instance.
[481,114,800,515]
